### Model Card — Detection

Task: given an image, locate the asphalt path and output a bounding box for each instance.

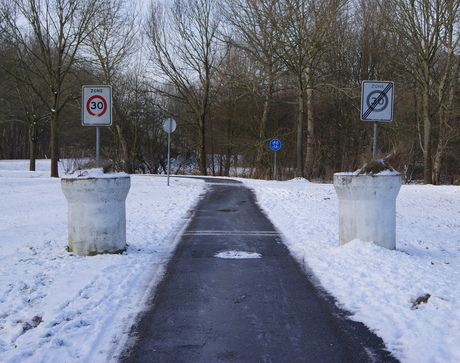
[120,178,398,362]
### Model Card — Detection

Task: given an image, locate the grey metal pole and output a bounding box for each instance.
[167,122,171,186]
[274,151,277,180]
[373,121,378,159]
[96,126,101,162]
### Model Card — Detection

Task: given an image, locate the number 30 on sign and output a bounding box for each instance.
[82,85,112,126]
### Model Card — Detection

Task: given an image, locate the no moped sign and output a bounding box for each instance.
[82,85,112,126]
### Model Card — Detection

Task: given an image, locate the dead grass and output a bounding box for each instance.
[358,146,403,175]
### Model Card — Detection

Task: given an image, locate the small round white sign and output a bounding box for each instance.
[162,118,177,133]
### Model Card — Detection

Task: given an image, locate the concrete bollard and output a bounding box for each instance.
[333,173,401,249]
[61,175,131,256]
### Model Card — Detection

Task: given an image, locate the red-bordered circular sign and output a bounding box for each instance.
[86,95,107,117]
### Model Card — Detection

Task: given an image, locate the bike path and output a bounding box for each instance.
[120,178,397,362]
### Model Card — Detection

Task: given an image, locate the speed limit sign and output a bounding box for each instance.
[82,85,112,126]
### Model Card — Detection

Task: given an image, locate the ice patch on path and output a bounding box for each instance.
[215,251,262,259]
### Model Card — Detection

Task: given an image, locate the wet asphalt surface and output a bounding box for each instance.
[119,178,398,362]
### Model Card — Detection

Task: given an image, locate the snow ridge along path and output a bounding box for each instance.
[120,178,397,362]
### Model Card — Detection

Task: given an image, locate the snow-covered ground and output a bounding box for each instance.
[0,160,205,362]
[243,177,460,363]
[0,160,459,362]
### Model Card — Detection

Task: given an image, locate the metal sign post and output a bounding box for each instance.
[96,126,101,160]
[82,85,112,162]
[372,122,378,159]
[269,139,282,180]
[162,118,177,186]
[361,81,394,158]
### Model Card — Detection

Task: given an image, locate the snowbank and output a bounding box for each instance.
[0,160,205,362]
[242,177,460,362]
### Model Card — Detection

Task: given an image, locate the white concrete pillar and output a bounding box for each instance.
[333,173,401,249]
[61,176,130,256]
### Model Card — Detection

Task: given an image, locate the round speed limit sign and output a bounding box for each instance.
[86,95,107,117]
[82,85,112,126]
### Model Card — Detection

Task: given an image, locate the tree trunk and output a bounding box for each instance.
[29,123,36,172]
[225,147,232,176]
[305,67,314,179]
[199,117,207,175]
[432,145,442,185]
[296,79,305,178]
[50,115,59,178]
[256,72,273,167]
[116,123,132,174]
[256,97,269,165]
[421,85,432,184]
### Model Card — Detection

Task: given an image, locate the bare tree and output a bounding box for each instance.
[222,0,284,175]
[0,0,102,177]
[384,0,460,183]
[0,37,47,169]
[432,1,460,184]
[84,0,141,172]
[146,0,224,175]
[12,75,50,171]
[85,0,138,84]
[272,0,347,178]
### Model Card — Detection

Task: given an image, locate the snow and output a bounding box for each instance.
[242,178,460,363]
[62,168,129,179]
[1,160,459,362]
[0,160,206,362]
[214,251,262,259]
[335,169,401,176]
[374,169,401,176]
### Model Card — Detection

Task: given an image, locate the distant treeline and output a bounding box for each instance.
[0,0,459,183]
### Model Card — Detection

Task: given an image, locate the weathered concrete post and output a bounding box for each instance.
[61,175,130,256]
[333,173,401,250]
